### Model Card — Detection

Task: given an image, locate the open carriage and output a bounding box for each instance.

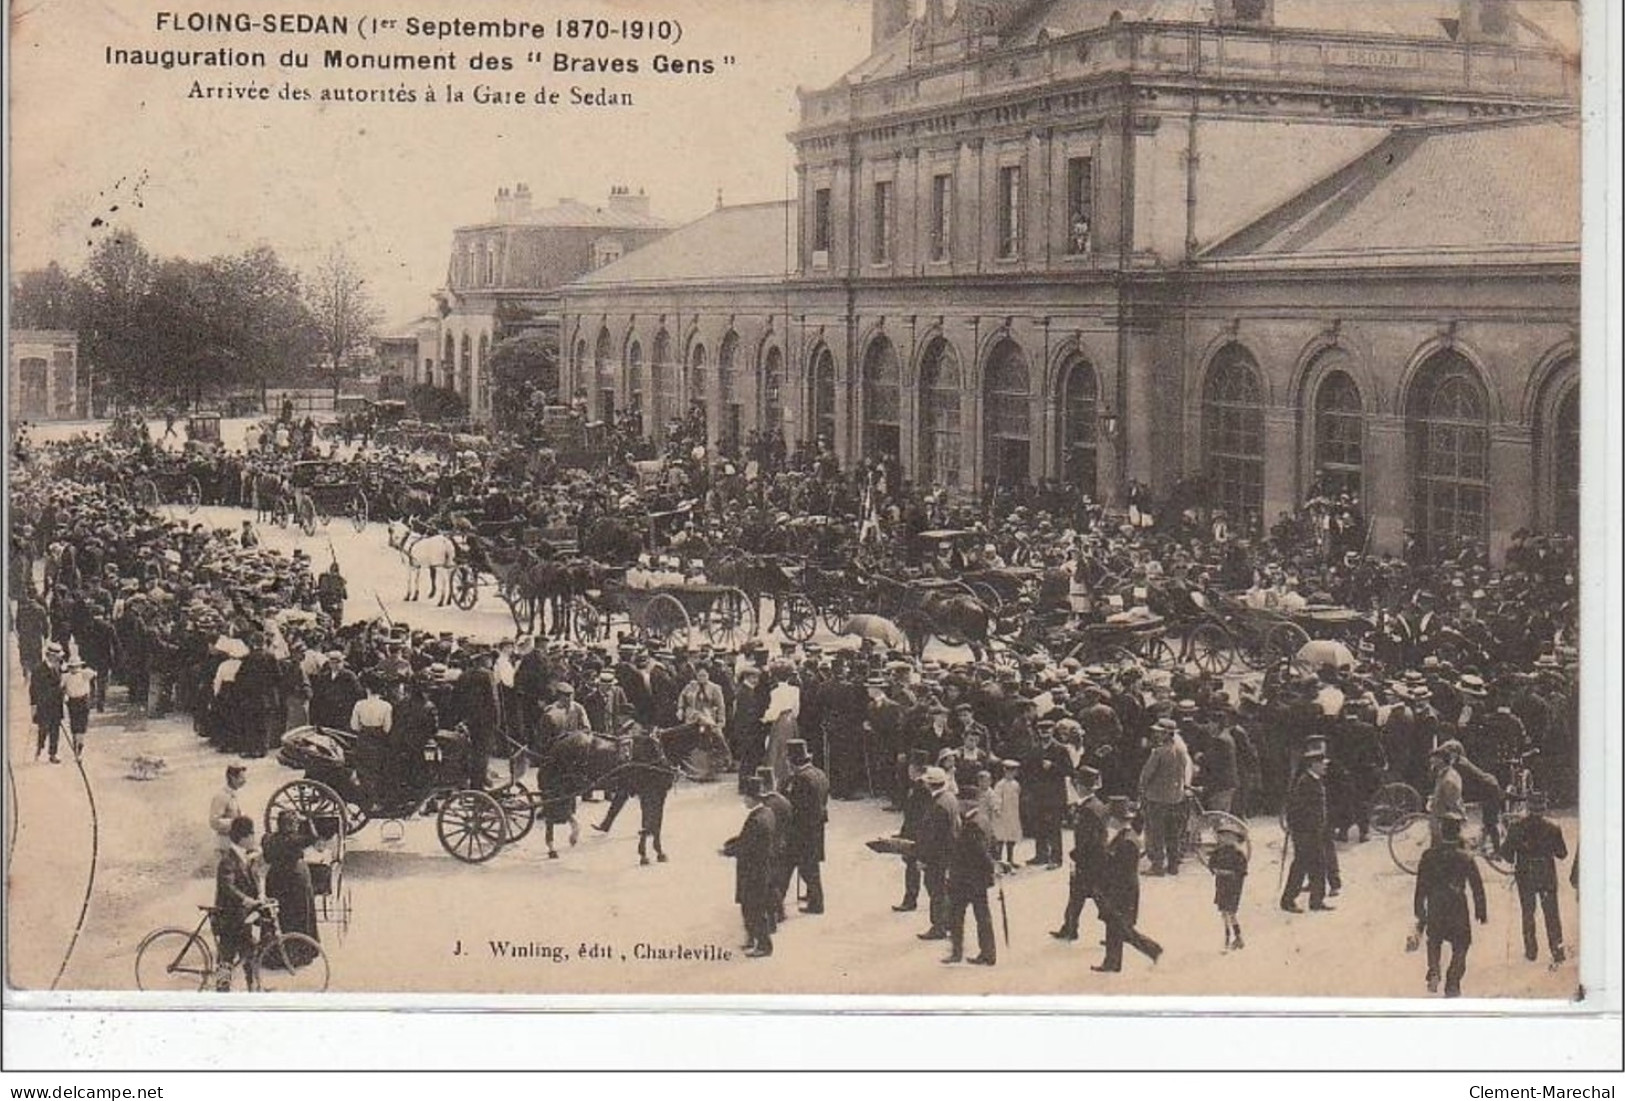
[1180,593,1370,677]
[578,580,758,650]
[287,461,370,537]
[129,465,203,514]
[267,725,512,866]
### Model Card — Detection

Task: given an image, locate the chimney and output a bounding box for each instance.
[493,186,511,220]
[512,182,533,218]
[606,184,652,217]
[872,0,910,49]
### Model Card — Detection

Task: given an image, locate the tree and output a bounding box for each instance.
[487,332,558,430]
[10,263,84,330]
[409,382,467,423]
[306,246,382,397]
[77,231,156,403]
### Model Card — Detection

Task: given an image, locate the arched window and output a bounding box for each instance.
[762,346,785,436]
[1201,344,1265,526]
[919,337,962,489]
[653,331,677,441]
[1312,369,1364,501]
[1060,355,1099,497]
[443,334,456,389]
[983,338,1031,486]
[459,333,473,397]
[863,336,901,461]
[1554,385,1579,537]
[688,342,709,437]
[718,332,741,448]
[595,327,615,422]
[1407,350,1489,557]
[477,333,491,416]
[810,346,836,448]
[627,340,644,426]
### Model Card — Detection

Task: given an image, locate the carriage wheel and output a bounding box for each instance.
[704,587,756,649]
[820,592,854,635]
[1138,636,1179,669]
[1187,623,1234,676]
[780,593,818,643]
[436,790,508,863]
[296,495,318,537]
[312,493,333,524]
[968,582,1003,616]
[1264,623,1312,671]
[333,880,353,944]
[640,593,691,647]
[1387,813,1431,875]
[1369,782,1423,835]
[134,477,160,511]
[263,779,349,839]
[1189,811,1251,870]
[571,595,606,642]
[492,781,538,846]
[350,490,369,532]
[183,476,202,513]
[452,566,480,611]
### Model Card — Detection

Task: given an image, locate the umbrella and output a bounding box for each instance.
[1298,639,1355,670]
[214,636,249,658]
[838,614,910,650]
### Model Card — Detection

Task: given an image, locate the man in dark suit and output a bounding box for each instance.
[1500,791,1569,965]
[455,650,502,790]
[213,815,264,991]
[726,777,777,958]
[756,766,795,925]
[1280,746,1334,912]
[1052,766,1107,941]
[1023,722,1074,868]
[783,739,830,914]
[892,749,932,912]
[1413,813,1488,996]
[233,633,283,758]
[944,802,998,965]
[1093,797,1163,972]
[309,652,363,732]
[915,767,960,941]
[30,643,66,762]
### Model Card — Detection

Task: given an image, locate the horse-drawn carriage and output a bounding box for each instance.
[863,572,995,658]
[268,724,512,864]
[1181,593,1368,676]
[287,460,370,537]
[577,578,758,650]
[185,411,222,447]
[128,465,204,514]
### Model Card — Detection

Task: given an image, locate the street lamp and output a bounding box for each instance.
[1099,405,1119,441]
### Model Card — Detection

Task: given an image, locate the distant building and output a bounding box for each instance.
[432,183,672,421]
[9,330,81,422]
[562,0,1581,562]
[373,331,419,399]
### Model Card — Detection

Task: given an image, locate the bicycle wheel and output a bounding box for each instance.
[256,933,330,993]
[134,928,214,992]
[1369,782,1423,834]
[1190,811,1251,870]
[1387,813,1432,875]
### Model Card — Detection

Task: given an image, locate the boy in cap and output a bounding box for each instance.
[1208,819,1249,951]
[1499,791,1569,966]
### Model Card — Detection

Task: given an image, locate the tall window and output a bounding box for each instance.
[1408,350,1489,558]
[627,341,644,424]
[459,334,473,397]
[762,346,785,435]
[1201,344,1265,527]
[653,331,677,441]
[1066,156,1094,255]
[998,165,1023,259]
[1061,356,1099,498]
[1554,385,1579,537]
[483,242,497,286]
[688,343,709,434]
[863,337,901,461]
[593,238,624,269]
[810,347,836,447]
[595,328,615,422]
[872,180,894,264]
[444,334,456,388]
[920,337,962,489]
[718,332,741,448]
[477,334,491,415]
[813,188,833,255]
[983,339,1031,486]
[930,173,953,262]
[1313,369,1364,501]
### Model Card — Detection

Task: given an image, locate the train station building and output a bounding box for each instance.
[559,0,1580,561]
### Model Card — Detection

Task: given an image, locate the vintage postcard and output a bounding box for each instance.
[5,0,1602,1007]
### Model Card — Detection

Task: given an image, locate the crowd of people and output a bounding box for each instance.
[9,413,1583,994]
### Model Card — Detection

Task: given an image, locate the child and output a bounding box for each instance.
[990,759,1023,872]
[1209,819,1249,951]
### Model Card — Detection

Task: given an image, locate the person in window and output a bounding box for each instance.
[1069,213,1092,255]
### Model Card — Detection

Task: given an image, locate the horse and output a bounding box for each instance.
[386,520,459,605]
[522,727,683,865]
[252,471,288,525]
[861,573,994,660]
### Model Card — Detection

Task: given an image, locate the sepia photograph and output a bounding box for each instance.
[4,0,1610,1026]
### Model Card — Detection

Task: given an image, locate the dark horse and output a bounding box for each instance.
[862,573,994,660]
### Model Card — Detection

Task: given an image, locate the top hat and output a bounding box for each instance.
[740,776,765,799]
[787,739,812,764]
[1103,795,1135,821]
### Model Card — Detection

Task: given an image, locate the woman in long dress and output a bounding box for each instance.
[261,810,320,949]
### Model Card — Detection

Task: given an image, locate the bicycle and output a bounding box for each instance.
[134,899,330,992]
[1385,802,1515,878]
[1180,789,1252,870]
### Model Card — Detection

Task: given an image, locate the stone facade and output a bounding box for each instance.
[8,330,81,423]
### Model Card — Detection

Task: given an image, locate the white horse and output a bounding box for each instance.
[387,520,459,605]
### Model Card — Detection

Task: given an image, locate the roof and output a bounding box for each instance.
[460,198,670,233]
[567,201,795,289]
[841,0,1579,81]
[1201,114,1580,267]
